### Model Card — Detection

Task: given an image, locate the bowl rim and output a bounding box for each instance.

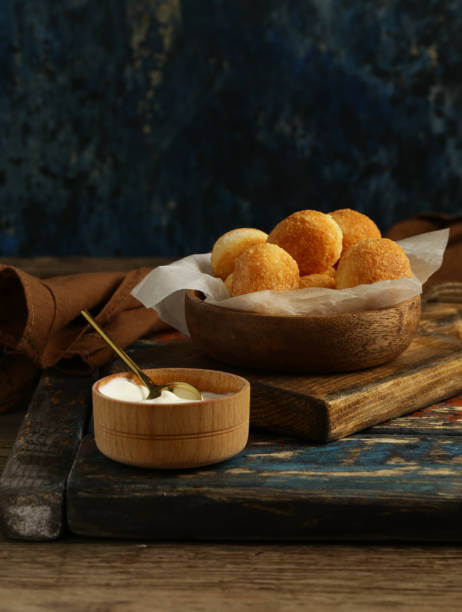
[185,289,421,320]
[92,367,250,406]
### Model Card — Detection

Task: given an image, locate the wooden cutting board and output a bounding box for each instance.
[116,298,462,442]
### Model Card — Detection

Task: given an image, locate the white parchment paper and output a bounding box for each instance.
[131,229,449,336]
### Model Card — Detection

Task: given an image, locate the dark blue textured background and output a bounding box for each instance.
[1,0,462,257]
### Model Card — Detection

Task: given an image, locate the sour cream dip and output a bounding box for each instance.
[98,376,227,403]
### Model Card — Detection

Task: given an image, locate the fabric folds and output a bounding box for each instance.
[0,266,168,412]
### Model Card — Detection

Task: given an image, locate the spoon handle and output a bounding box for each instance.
[80,309,155,390]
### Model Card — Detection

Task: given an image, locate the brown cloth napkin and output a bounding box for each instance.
[0,266,169,413]
[386,212,462,289]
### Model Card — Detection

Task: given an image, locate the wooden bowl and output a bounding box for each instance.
[185,290,421,373]
[92,368,250,469]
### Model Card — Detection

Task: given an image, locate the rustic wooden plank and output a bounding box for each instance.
[67,430,462,541]
[367,396,462,435]
[0,370,92,541]
[0,407,27,474]
[1,539,462,611]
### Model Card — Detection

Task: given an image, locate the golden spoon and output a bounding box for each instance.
[81,309,203,401]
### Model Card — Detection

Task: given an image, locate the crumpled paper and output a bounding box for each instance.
[131,229,449,336]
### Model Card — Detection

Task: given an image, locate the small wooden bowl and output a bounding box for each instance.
[185,290,421,373]
[92,368,250,469]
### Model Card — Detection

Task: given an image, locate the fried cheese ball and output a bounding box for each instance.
[224,273,233,295]
[324,266,336,278]
[329,208,381,256]
[211,228,268,280]
[299,272,336,289]
[267,210,343,275]
[336,238,411,289]
[231,243,299,297]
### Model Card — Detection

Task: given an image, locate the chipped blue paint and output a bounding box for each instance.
[1,1,462,257]
[85,432,462,499]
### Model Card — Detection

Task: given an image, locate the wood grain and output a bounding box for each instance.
[0,407,25,474]
[93,369,250,469]
[67,428,462,541]
[185,290,421,373]
[0,538,461,611]
[0,370,92,540]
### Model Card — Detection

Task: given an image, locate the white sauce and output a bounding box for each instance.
[98,376,227,403]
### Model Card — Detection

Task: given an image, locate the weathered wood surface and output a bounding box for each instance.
[369,398,462,436]
[0,370,92,540]
[0,408,25,474]
[2,539,462,612]
[67,421,462,541]
[107,299,462,442]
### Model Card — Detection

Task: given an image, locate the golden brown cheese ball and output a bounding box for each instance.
[267,210,343,275]
[211,228,268,280]
[231,243,299,296]
[336,238,411,289]
[299,272,336,289]
[224,273,233,295]
[324,266,336,278]
[329,208,381,256]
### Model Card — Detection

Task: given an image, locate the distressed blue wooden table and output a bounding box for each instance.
[66,404,462,541]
